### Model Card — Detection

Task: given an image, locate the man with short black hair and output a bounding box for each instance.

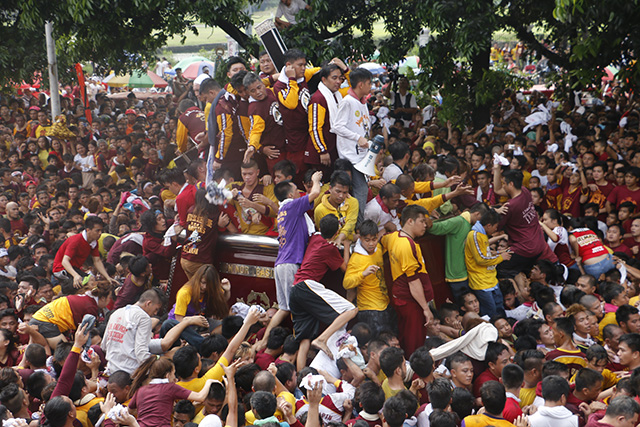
[462,381,515,427]
[334,67,374,221]
[381,204,434,355]
[113,255,152,310]
[210,57,249,177]
[585,396,640,427]
[528,375,577,427]
[493,168,558,278]
[617,333,640,370]
[473,342,510,398]
[314,171,359,245]
[364,183,402,233]
[51,216,117,292]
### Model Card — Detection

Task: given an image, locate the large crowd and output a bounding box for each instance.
[0,32,638,427]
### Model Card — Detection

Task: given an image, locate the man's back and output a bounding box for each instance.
[529,406,578,427]
[103,305,154,374]
[462,413,515,427]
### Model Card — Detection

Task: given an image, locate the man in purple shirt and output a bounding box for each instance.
[258,170,323,349]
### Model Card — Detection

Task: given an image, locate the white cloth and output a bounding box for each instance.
[275,0,308,24]
[523,104,552,132]
[334,94,371,164]
[74,153,95,172]
[493,153,510,166]
[429,322,499,361]
[528,406,578,427]
[317,82,342,131]
[531,170,549,187]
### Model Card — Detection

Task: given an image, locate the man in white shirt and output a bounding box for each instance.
[334,68,373,222]
[364,183,401,233]
[275,0,311,28]
[528,375,578,427]
[383,76,418,127]
[382,141,410,182]
[102,289,207,374]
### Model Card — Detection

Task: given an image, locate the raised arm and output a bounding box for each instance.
[220,307,260,362]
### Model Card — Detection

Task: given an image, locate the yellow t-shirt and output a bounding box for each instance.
[177,356,228,393]
[32,297,75,332]
[381,231,428,281]
[314,193,359,241]
[245,391,296,425]
[381,378,405,400]
[570,368,618,390]
[343,243,388,311]
[227,182,278,235]
[173,285,203,318]
[519,387,536,408]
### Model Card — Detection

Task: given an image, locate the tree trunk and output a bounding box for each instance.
[471,48,490,129]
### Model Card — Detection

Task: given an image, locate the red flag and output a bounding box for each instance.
[74,63,92,124]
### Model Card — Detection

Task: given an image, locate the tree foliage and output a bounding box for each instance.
[1,0,262,86]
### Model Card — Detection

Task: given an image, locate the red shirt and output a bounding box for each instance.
[181,208,219,265]
[473,369,499,398]
[294,234,344,283]
[572,228,607,262]
[142,233,178,281]
[52,231,99,273]
[502,396,523,423]
[559,178,584,218]
[607,242,633,257]
[607,185,640,208]
[176,183,198,227]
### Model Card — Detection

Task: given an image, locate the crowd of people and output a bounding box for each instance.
[0,39,638,427]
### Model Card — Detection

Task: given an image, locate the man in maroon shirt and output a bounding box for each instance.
[289,214,357,363]
[52,216,118,293]
[472,341,510,398]
[607,167,640,212]
[493,168,558,278]
[5,202,26,236]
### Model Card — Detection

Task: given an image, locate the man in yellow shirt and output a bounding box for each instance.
[464,208,511,317]
[314,171,358,246]
[343,219,391,335]
[174,307,260,393]
[381,204,434,355]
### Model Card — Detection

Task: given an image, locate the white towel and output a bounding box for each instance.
[430,322,499,361]
[317,81,342,131]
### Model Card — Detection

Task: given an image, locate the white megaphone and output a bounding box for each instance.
[354,134,385,177]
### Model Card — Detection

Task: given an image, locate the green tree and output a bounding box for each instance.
[1,0,262,85]
[286,0,638,128]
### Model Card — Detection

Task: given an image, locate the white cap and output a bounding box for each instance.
[0,249,8,257]
[199,415,222,427]
[194,74,210,86]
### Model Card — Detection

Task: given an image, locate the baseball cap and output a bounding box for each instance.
[125,109,136,115]
[25,180,36,187]
[0,249,8,258]
[29,106,41,111]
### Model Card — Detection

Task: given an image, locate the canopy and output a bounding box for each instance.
[359,62,386,75]
[181,60,217,80]
[173,56,211,71]
[103,70,168,88]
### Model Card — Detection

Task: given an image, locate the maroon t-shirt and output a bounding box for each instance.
[499,188,556,259]
[255,350,277,370]
[181,208,219,265]
[607,185,640,208]
[129,383,191,427]
[294,234,344,283]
